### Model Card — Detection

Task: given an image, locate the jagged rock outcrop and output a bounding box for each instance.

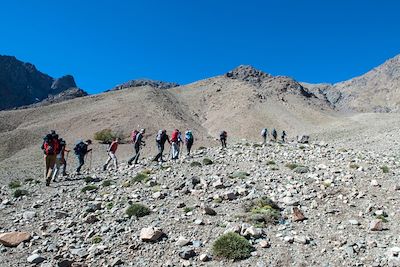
[110,78,179,91]
[226,65,316,98]
[0,55,85,110]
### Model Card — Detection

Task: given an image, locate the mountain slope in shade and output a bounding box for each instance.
[0,55,86,110]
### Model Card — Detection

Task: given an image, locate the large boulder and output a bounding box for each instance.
[297,135,310,144]
[139,227,164,242]
[0,231,31,247]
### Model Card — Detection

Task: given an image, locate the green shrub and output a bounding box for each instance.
[126,203,151,218]
[376,215,388,222]
[102,180,112,187]
[229,171,250,179]
[198,146,206,150]
[142,169,152,175]
[8,181,21,189]
[266,160,276,165]
[106,202,114,209]
[81,185,98,193]
[183,207,194,213]
[349,164,360,169]
[92,235,102,244]
[190,161,202,167]
[299,145,305,150]
[94,129,124,144]
[132,173,149,183]
[244,197,281,225]
[285,163,299,170]
[253,143,262,148]
[380,166,389,173]
[85,177,94,183]
[212,232,253,260]
[13,189,28,198]
[202,158,213,165]
[24,178,34,183]
[213,197,223,203]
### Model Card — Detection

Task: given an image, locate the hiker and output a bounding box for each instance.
[272,128,277,142]
[220,130,227,149]
[103,137,119,171]
[128,128,146,165]
[170,129,182,160]
[281,130,287,143]
[41,133,59,186]
[261,128,268,144]
[185,130,194,156]
[153,129,170,162]
[52,138,70,181]
[74,139,92,174]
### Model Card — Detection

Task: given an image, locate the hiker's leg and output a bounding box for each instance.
[104,154,112,169]
[76,155,84,173]
[44,155,49,180]
[111,153,118,169]
[52,159,60,181]
[62,158,67,175]
[134,149,140,164]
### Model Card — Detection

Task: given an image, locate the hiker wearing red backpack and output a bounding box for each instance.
[171,129,182,160]
[128,128,146,165]
[103,137,119,171]
[41,133,59,186]
[52,137,70,182]
[219,130,227,149]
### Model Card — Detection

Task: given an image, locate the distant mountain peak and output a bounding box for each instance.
[0,55,86,110]
[110,78,179,91]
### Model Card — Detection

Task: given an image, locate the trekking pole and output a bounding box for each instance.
[89,150,93,170]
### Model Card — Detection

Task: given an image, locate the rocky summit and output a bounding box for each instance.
[1,140,399,266]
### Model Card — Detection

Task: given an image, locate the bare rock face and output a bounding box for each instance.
[0,231,31,247]
[225,65,272,84]
[0,55,86,110]
[111,79,179,91]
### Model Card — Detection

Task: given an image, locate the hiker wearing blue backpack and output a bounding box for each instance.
[153,129,171,162]
[185,130,194,156]
[261,128,268,144]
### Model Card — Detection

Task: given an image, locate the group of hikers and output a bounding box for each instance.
[41,128,286,186]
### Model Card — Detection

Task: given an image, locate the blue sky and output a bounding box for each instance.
[1,0,399,93]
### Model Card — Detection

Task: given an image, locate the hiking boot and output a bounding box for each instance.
[45,179,50,186]
[103,165,107,171]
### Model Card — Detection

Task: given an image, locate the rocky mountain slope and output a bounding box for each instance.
[0,55,86,110]
[110,79,179,91]
[1,141,399,266]
[303,54,400,112]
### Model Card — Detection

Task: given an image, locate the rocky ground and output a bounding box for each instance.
[1,140,400,267]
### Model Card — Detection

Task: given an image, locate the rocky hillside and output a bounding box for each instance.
[303,54,400,112]
[1,141,399,266]
[0,55,86,110]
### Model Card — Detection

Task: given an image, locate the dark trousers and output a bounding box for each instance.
[153,143,165,162]
[128,145,140,164]
[220,138,227,148]
[76,154,85,173]
[186,141,193,155]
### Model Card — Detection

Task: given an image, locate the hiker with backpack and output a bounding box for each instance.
[41,133,59,186]
[128,128,146,165]
[281,130,287,143]
[103,137,119,171]
[261,128,268,144]
[74,139,92,174]
[52,138,70,181]
[220,130,227,149]
[272,128,278,142]
[153,129,171,162]
[185,130,194,156]
[170,129,182,160]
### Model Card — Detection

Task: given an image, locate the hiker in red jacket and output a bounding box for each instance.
[171,129,182,160]
[41,133,59,186]
[103,137,120,171]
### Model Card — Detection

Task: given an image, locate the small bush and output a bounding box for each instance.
[229,171,250,179]
[266,160,276,165]
[253,143,262,148]
[244,197,281,225]
[285,163,299,170]
[376,215,388,222]
[92,236,102,244]
[132,173,149,183]
[380,166,389,173]
[81,185,98,193]
[94,129,123,144]
[213,197,223,203]
[202,158,213,165]
[85,177,94,183]
[126,203,151,218]
[24,178,34,183]
[106,202,114,209]
[299,145,305,150]
[270,166,279,171]
[198,146,206,150]
[183,207,194,213]
[212,232,253,260]
[8,181,21,189]
[349,164,360,169]
[190,161,202,167]
[142,169,152,175]
[13,189,28,198]
[102,180,112,187]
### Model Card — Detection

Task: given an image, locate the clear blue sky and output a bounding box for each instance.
[1,0,399,93]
